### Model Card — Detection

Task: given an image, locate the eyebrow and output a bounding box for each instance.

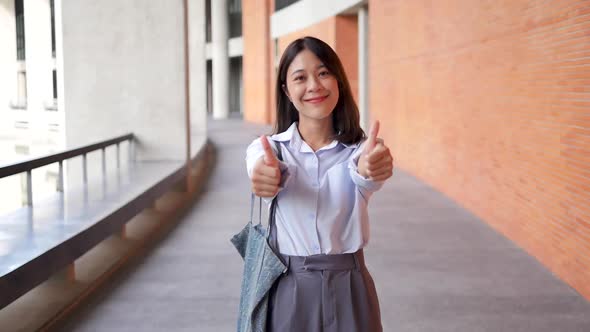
[290,64,327,77]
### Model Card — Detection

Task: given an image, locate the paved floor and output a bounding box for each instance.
[61,118,590,332]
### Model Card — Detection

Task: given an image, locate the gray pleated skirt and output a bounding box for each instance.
[266,249,383,332]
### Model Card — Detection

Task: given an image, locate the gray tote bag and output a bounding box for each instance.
[231,146,286,332]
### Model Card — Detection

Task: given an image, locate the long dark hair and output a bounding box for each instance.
[274,36,365,145]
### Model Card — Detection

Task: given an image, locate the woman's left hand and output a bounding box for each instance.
[358,121,394,181]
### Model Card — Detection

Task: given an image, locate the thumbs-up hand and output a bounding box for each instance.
[358,121,394,181]
[251,135,282,197]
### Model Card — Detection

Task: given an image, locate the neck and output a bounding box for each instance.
[297,118,335,151]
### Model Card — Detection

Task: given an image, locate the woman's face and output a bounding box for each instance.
[283,49,339,123]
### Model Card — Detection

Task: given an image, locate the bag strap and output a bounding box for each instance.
[267,141,282,252]
[248,192,262,224]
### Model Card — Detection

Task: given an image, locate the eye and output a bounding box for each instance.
[319,70,330,77]
[293,75,305,82]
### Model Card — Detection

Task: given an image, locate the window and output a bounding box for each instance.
[206,0,242,41]
[205,0,211,42]
[50,0,56,57]
[275,0,300,12]
[228,0,241,38]
[12,0,27,109]
[52,70,57,99]
[15,0,25,61]
[48,0,58,110]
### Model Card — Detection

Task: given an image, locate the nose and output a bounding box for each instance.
[306,76,323,93]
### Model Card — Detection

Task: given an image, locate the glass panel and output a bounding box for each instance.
[275,0,300,12]
[228,0,242,38]
[50,0,56,57]
[15,0,26,60]
[52,70,57,99]
[205,0,211,42]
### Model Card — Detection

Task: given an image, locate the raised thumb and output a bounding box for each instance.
[260,135,278,166]
[364,120,380,154]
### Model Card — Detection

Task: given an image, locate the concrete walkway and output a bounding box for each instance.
[61,118,590,332]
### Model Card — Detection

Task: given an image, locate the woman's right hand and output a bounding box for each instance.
[251,135,281,197]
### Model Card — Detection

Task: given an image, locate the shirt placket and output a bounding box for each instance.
[309,153,321,254]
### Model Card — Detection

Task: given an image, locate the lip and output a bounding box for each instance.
[304,95,329,104]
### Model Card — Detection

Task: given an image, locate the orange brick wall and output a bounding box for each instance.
[370,0,590,299]
[335,16,359,104]
[242,0,272,124]
[277,18,336,62]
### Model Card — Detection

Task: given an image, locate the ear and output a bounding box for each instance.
[282,84,292,102]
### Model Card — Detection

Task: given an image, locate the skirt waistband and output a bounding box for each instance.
[280,249,366,273]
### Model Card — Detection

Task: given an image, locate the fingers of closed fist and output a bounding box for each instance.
[252,183,279,197]
[252,174,281,186]
[367,155,393,172]
[255,164,280,179]
[365,150,394,180]
[254,156,280,177]
[369,169,393,181]
[252,159,280,196]
[367,144,390,163]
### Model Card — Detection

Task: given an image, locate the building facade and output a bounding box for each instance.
[0,0,61,145]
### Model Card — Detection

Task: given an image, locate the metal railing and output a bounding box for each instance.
[0,133,134,206]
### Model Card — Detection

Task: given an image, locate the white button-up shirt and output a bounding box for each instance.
[246,122,384,256]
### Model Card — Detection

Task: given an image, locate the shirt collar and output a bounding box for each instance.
[269,122,360,152]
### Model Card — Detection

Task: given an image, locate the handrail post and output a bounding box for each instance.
[128,138,134,162]
[82,153,88,185]
[25,170,32,206]
[116,142,121,169]
[102,147,106,176]
[57,161,64,192]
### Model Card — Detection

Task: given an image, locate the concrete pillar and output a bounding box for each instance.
[358,5,369,131]
[62,0,190,160]
[24,0,53,140]
[55,0,65,147]
[188,0,207,157]
[0,0,17,134]
[211,0,229,119]
[60,0,207,189]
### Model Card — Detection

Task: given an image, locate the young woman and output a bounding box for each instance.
[246,36,394,332]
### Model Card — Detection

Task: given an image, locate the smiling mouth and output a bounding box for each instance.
[304,95,329,103]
